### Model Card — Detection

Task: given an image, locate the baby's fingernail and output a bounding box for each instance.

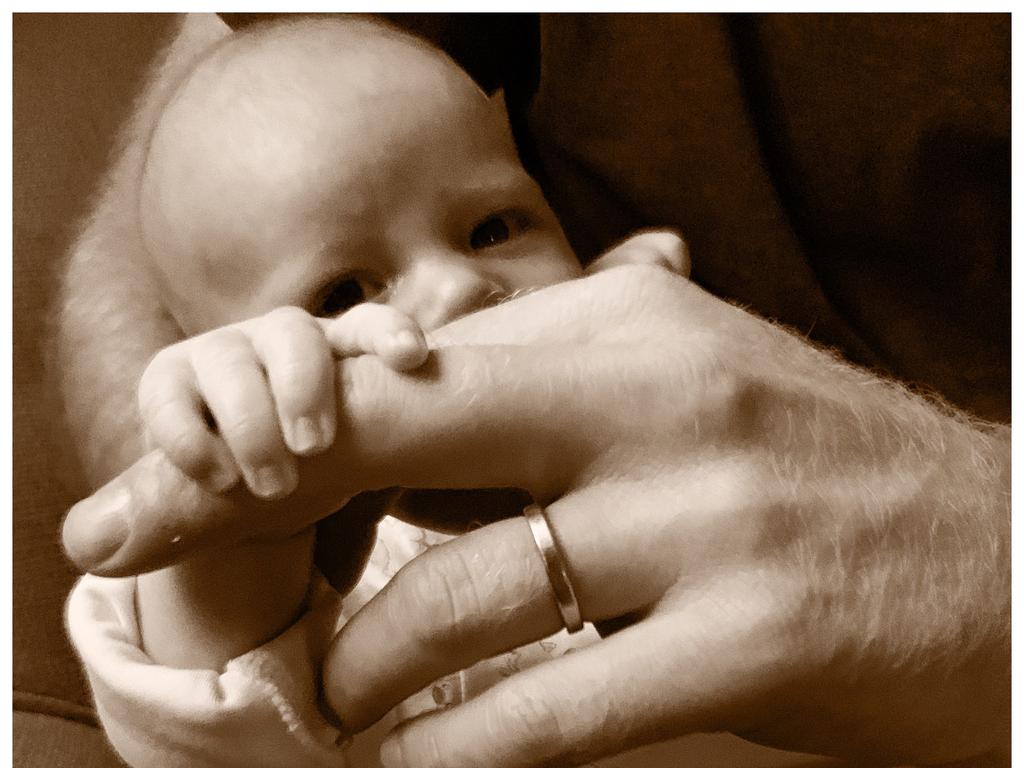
[386,329,428,368]
[244,463,297,499]
[205,463,240,493]
[63,485,132,570]
[290,416,322,454]
[319,413,336,446]
[393,329,421,349]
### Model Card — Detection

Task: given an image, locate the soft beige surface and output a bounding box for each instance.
[13,711,125,768]
[13,14,184,766]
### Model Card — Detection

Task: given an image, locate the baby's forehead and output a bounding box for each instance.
[164,19,506,174]
[200,18,477,114]
[140,18,524,314]
[146,20,516,205]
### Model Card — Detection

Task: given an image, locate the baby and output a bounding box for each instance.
[69,15,686,767]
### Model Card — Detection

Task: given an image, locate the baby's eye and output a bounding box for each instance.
[469,212,526,250]
[314,278,369,317]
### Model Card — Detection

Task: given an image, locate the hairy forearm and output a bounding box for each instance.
[892,414,1009,762]
[61,13,314,671]
[759,325,1012,762]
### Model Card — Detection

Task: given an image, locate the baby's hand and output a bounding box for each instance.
[585,229,691,277]
[137,304,427,499]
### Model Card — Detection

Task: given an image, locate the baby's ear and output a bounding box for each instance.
[489,88,509,119]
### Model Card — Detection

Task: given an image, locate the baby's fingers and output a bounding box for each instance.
[250,307,336,456]
[319,303,428,371]
[190,329,298,499]
[137,351,239,493]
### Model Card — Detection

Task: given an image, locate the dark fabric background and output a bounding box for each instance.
[221,12,1010,419]
[526,13,1008,421]
[13,16,183,765]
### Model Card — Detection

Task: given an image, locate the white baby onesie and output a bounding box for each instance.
[66,516,601,768]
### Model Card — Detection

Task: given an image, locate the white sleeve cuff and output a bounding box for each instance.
[66,574,349,768]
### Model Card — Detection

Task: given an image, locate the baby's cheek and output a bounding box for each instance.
[530,240,585,286]
[485,233,582,295]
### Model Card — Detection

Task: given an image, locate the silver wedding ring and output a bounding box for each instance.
[523,503,584,634]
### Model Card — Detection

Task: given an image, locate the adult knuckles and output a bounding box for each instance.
[483,679,575,764]
[609,262,777,356]
[392,545,487,654]
[694,368,765,441]
[609,262,690,308]
[384,722,448,768]
[598,264,743,357]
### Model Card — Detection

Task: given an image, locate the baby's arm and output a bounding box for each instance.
[135,303,428,669]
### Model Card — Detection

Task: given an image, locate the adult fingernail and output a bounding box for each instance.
[379,738,403,768]
[244,463,297,499]
[289,416,322,454]
[63,485,132,570]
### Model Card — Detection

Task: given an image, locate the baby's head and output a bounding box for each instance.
[140,17,580,336]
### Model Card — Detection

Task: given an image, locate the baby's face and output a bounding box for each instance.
[142,22,580,335]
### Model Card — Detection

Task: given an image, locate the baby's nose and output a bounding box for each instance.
[391,256,504,331]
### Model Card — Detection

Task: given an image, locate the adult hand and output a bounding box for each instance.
[61,228,688,576]
[62,265,1009,765]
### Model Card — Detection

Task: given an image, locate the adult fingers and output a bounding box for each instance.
[427,263,686,349]
[190,328,298,498]
[136,350,239,492]
[63,344,612,575]
[583,229,691,278]
[62,450,240,575]
[64,270,712,575]
[323,488,676,732]
[321,343,625,496]
[250,306,337,455]
[377,586,788,768]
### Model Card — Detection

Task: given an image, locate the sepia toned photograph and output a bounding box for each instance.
[13,12,1009,767]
